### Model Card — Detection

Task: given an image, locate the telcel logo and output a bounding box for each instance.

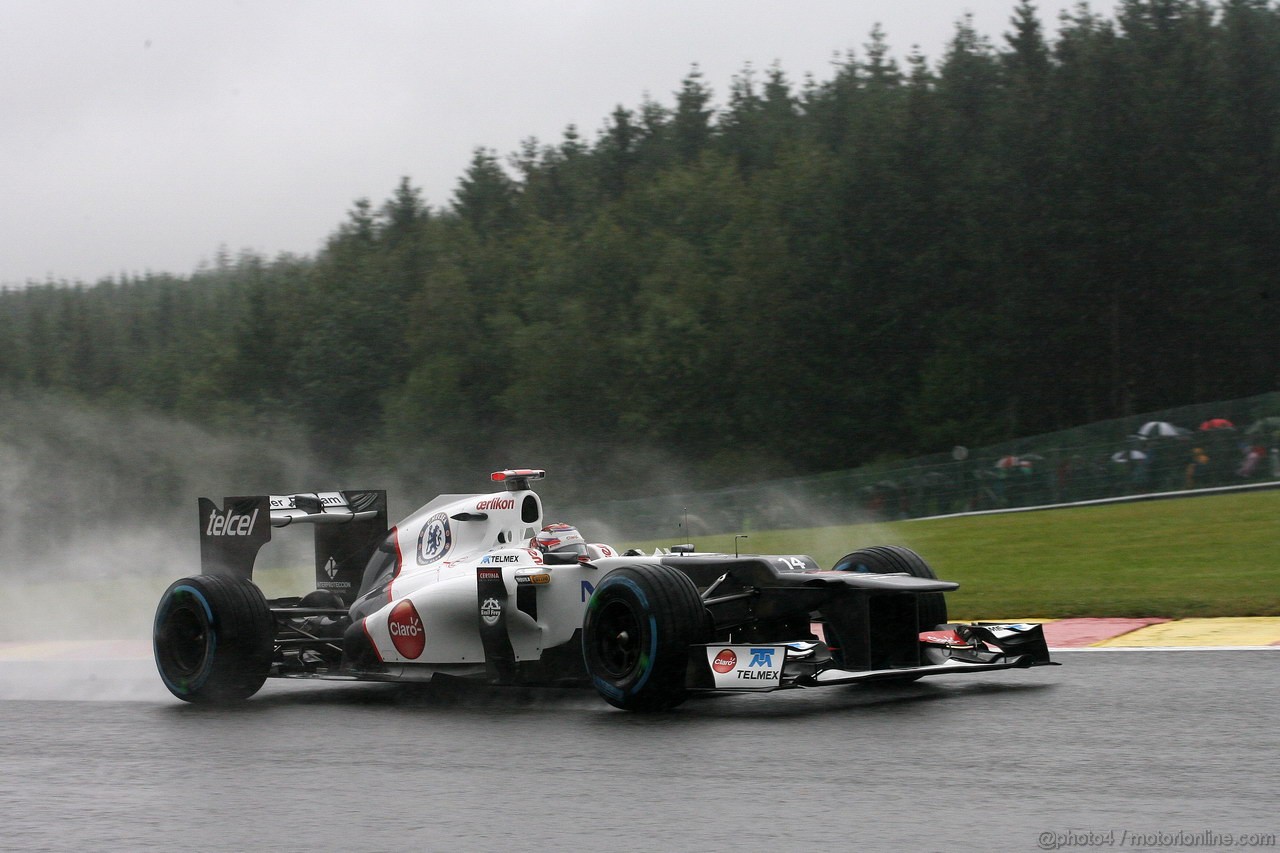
[206,507,259,537]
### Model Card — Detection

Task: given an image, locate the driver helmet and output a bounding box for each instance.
[531,523,587,559]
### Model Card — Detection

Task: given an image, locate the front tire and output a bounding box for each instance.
[582,564,705,712]
[153,574,273,703]
[831,545,948,628]
[825,546,947,679]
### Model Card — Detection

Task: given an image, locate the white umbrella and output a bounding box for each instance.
[1134,421,1191,439]
[1112,449,1149,462]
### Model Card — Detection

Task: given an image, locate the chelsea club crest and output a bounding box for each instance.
[417,512,452,564]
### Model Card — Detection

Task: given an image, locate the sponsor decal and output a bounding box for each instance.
[417,512,452,564]
[527,549,544,565]
[477,568,502,581]
[205,507,259,537]
[975,624,1036,640]
[580,579,595,602]
[705,645,785,689]
[480,597,502,625]
[735,669,781,681]
[736,647,781,680]
[323,557,338,580]
[388,599,425,659]
[317,580,352,590]
[270,494,346,510]
[475,497,516,511]
[481,554,522,564]
[594,544,615,557]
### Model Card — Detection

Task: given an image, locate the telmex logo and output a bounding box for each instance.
[388,600,425,659]
[205,508,259,537]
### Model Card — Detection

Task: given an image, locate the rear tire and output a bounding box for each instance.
[153,574,273,703]
[582,564,705,712]
[831,545,948,628]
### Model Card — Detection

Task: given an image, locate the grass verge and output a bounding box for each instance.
[623,490,1280,618]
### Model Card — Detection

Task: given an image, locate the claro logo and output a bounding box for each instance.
[388,600,425,659]
[712,649,737,674]
[205,508,259,537]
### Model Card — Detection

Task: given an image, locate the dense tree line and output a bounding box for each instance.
[3,0,1279,496]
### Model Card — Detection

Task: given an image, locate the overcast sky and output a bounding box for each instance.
[1,0,1119,287]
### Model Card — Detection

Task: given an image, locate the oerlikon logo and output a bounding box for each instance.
[388,600,425,659]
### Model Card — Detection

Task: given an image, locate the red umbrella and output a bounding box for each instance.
[1199,418,1235,430]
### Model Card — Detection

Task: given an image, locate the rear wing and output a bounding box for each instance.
[198,490,388,605]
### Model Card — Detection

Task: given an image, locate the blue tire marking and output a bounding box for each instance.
[174,584,214,621]
[628,614,659,696]
[590,575,659,698]
[592,677,624,700]
[597,574,649,610]
[154,583,217,695]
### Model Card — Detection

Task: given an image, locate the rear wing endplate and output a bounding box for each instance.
[198,490,388,605]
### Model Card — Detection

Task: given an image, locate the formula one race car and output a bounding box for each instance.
[153,469,1054,711]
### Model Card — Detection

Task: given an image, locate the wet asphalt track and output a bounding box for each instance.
[1,650,1276,853]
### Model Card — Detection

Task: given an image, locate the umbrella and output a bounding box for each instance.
[1111,449,1149,462]
[1245,417,1280,436]
[1199,418,1235,430]
[1134,421,1191,439]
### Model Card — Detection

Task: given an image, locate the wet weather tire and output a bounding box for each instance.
[153,574,274,703]
[831,545,949,629]
[582,564,705,712]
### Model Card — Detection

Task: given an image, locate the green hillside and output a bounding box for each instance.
[5,1,1280,491]
[627,490,1280,618]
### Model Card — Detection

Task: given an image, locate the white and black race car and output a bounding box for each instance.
[153,469,1054,711]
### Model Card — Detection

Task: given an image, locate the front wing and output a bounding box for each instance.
[686,622,1056,692]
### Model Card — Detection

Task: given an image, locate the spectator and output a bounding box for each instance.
[1185,446,1210,489]
[1239,443,1267,478]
